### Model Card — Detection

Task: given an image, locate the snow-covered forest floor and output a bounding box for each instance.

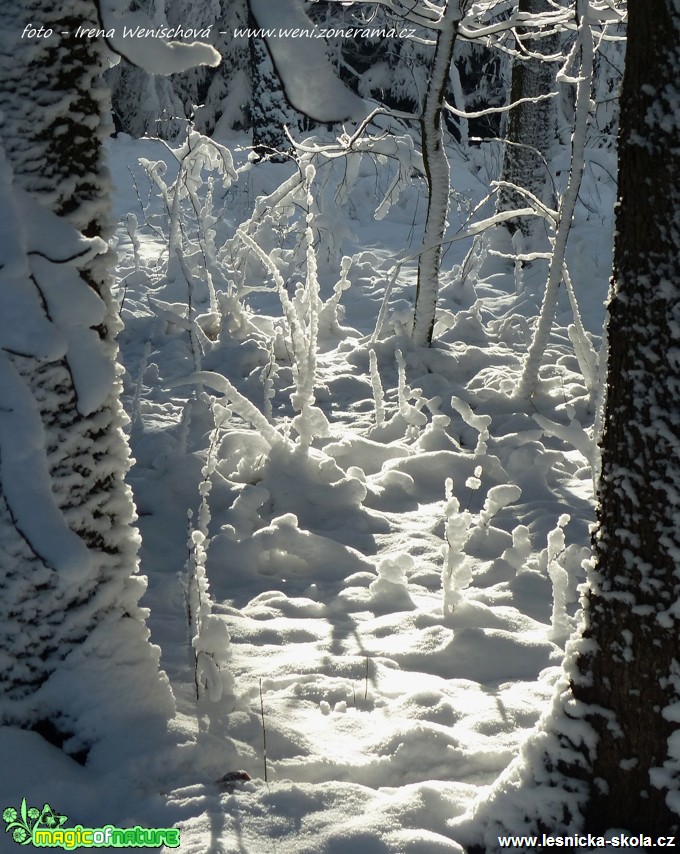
[2,128,615,852]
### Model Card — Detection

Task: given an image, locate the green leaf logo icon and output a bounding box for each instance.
[38,804,68,829]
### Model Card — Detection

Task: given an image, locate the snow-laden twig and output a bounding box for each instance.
[450,395,492,456]
[261,342,279,424]
[318,256,353,337]
[371,263,402,343]
[396,349,428,440]
[547,513,572,646]
[170,371,291,450]
[533,411,595,467]
[369,349,386,428]
[442,478,474,616]
[235,228,303,363]
[475,484,523,534]
[516,2,595,397]
[181,400,234,702]
[562,262,599,396]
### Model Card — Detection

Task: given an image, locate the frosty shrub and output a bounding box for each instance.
[180,398,235,702]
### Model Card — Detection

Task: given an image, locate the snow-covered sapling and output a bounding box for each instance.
[130,325,155,437]
[442,478,475,616]
[516,8,596,397]
[501,524,533,571]
[477,484,523,532]
[396,349,428,440]
[369,348,386,428]
[451,395,492,456]
[369,553,416,613]
[181,400,235,701]
[290,165,330,447]
[119,212,143,314]
[140,133,239,318]
[547,513,572,646]
[318,255,353,338]
[412,0,468,346]
[562,262,599,398]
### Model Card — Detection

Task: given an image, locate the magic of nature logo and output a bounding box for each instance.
[3,799,180,849]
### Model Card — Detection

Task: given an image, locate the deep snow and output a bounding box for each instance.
[2,122,622,852]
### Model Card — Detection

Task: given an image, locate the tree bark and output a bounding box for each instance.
[0,0,173,757]
[496,0,558,236]
[454,1,680,844]
[570,0,680,831]
[412,0,464,347]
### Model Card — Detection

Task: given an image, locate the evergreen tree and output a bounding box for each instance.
[108,61,185,139]
[0,0,175,758]
[195,0,251,135]
[247,2,315,160]
[312,1,433,116]
[248,12,301,160]
[165,0,220,132]
[106,0,214,139]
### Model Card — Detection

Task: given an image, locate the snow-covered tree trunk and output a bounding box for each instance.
[568,0,680,830]
[412,0,466,347]
[0,0,174,758]
[495,0,558,236]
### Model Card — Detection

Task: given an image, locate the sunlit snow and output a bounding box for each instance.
[1,65,624,854]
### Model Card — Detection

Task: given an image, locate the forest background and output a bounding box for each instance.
[3,0,679,850]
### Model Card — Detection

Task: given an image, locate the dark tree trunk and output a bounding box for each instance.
[455,1,680,845]
[496,0,557,236]
[571,0,680,832]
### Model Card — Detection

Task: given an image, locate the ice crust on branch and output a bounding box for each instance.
[99,0,220,74]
